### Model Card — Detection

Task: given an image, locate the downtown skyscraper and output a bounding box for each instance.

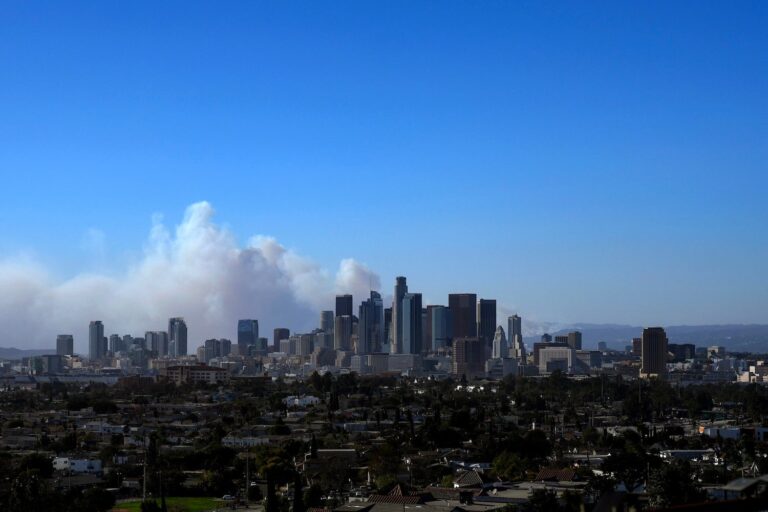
[449,293,477,340]
[57,334,74,357]
[237,319,259,355]
[358,291,384,354]
[641,327,668,379]
[401,292,423,354]
[508,314,526,360]
[89,320,104,360]
[391,276,408,354]
[168,317,188,357]
[477,298,496,356]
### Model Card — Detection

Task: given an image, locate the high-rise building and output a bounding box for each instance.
[334,315,353,351]
[335,294,353,318]
[237,319,259,353]
[508,315,522,339]
[492,326,508,359]
[640,327,668,379]
[146,331,169,356]
[391,276,408,354]
[203,338,219,362]
[273,328,290,348]
[383,307,392,351]
[254,337,269,355]
[669,343,695,362]
[109,334,121,354]
[567,331,582,350]
[631,337,642,356]
[508,315,526,360]
[358,291,384,355]
[89,321,104,360]
[220,338,231,357]
[541,333,552,343]
[424,306,438,353]
[402,292,423,354]
[449,293,477,340]
[168,317,188,357]
[296,334,313,356]
[56,335,74,357]
[320,310,335,333]
[477,299,496,355]
[453,337,485,379]
[431,305,452,350]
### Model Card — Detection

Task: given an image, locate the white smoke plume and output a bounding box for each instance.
[0,201,381,353]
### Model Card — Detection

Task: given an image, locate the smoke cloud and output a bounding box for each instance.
[0,201,381,353]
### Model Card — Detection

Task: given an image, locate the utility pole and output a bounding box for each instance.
[143,437,147,502]
[245,449,250,506]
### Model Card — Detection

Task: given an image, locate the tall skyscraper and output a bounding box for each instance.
[492,326,508,359]
[424,306,437,353]
[401,292,423,354]
[89,321,104,360]
[431,305,452,350]
[168,317,188,357]
[56,335,74,357]
[320,310,335,333]
[358,291,384,354]
[146,331,169,356]
[541,333,552,343]
[274,328,290,348]
[508,315,526,360]
[391,276,408,354]
[477,298,496,355]
[109,334,121,354]
[449,293,477,340]
[334,315,353,351]
[641,327,668,379]
[383,307,392,351]
[237,319,259,353]
[335,294,353,317]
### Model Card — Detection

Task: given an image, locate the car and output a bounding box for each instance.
[222,494,234,500]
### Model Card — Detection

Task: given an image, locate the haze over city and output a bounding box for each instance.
[1,2,767,349]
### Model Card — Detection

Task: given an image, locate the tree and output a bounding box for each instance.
[492,451,524,481]
[8,470,48,512]
[303,483,323,508]
[293,473,305,512]
[647,460,704,508]
[601,451,646,493]
[141,501,162,512]
[266,469,279,512]
[74,487,116,512]
[18,453,53,478]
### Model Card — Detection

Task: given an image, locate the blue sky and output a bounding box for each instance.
[1,1,767,327]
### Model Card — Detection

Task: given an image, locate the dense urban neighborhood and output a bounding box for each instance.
[4,346,768,511]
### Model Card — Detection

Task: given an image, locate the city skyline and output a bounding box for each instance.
[0,200,767,352]
[1,3,767,349]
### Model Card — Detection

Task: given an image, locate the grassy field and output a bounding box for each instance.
[112,496,224,512]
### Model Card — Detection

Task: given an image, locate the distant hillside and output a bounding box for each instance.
[525,324,768,353]
[0,347,56,360]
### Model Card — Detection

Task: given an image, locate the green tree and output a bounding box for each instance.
[492,451,524,481]
[647,460,704,508]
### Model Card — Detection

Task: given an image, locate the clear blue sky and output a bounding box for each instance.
[1,1,767,325]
